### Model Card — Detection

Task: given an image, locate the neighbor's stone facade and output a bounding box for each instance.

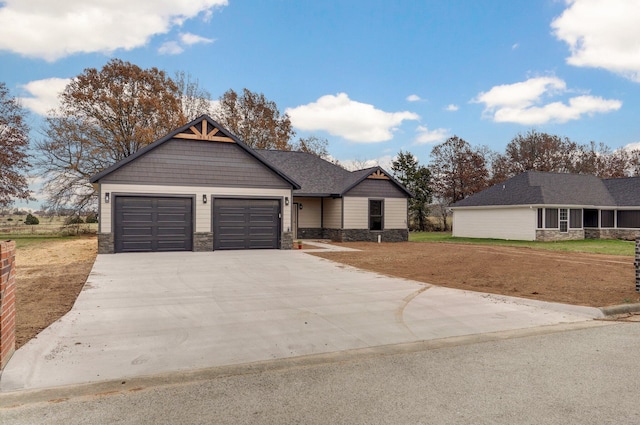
[535,229,584,242]
[585,228,640,241]
[0,240,16,369]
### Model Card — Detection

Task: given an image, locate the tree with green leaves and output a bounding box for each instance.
[213,88,295,150]
[24,213,39,225]
[391,150,432,231]
[36,59,187,212]
[0,82,31,207]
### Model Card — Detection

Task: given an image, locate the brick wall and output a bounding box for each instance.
[636,238,640,293]
[0,240,16,369]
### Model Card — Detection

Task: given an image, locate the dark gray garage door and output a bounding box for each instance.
[213,199,280,250]
[114,196,193,253]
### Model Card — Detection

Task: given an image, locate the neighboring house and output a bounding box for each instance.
[90,115,411,253]
[450,171,640,241]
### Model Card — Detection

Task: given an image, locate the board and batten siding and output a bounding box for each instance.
[99,183,291,234]
[344,179,406,198]
[323,197,342,229]
[452,207,536,241]
[342,197,408,229]
[295,197,322,228]
[101,140,291,189]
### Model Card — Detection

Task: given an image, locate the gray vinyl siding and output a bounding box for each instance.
[101,139,291,189]
[344,179,407,198]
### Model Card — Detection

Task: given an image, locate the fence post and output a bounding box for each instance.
[0,240,16,369]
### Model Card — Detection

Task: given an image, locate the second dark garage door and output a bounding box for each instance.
[213,199,280,250]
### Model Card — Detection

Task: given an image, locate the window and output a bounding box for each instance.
[569,209,582,229]
[545,208,558,228]
[601,210,614,228]
[559,208,568,233]
[369,200,383,231]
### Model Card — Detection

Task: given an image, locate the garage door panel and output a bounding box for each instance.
[214,199,280,250]
[115,196,193,253]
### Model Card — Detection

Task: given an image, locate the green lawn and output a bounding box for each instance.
[409,232,635,256]
[2,235,85,249]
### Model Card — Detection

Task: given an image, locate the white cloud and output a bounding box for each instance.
[406,94,421,102]
[512,43,519,50]
[473,76,621,125]
[0,0,227,61]
[18,78,71,115]
[158,41,184,55]
[159,32,213,55]
[623,142,640,151]
[414,125,448,144]
[552,0,640,82]
[339,155,394,172]
[474,76,566,109]
[286,93,419,143]
[444,104,459,111]
[180,32,214,45]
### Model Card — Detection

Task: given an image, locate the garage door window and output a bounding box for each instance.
[369,200,383,231]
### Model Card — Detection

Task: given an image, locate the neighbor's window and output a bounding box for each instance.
[545,208,558,229]
[617,210,640,228]
[559,208,568,232]
[569,209,582,229]
[369,200,383,231]
[537,208,543,229]
[601,210,614,228]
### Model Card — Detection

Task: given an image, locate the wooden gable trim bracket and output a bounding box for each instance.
[174,121,235,143]
[367,169,390,180]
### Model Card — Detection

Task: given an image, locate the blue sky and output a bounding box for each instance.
[2,0,640,207]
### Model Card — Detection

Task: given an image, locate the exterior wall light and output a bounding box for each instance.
[105,192,110,203]
[285,196,289,206]
[203,194,207,204]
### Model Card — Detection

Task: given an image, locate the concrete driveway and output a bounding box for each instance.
[0,246,602,391]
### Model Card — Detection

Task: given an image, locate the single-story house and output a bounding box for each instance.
[450,171,640,241]
[90,115,411,253]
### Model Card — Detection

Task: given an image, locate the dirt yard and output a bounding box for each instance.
[312,242,638,308]
[14,236,96,349]
[10,238,638,349]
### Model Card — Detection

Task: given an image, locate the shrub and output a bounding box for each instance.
[64,216,85,225]
[25,213,40,225]
[85,213,98,223]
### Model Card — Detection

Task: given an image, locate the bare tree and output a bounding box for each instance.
[291,135,330,158]
[430,136,489,204]
[36,59,186,212]
[212,88,295,150]
[174,71,214,121]
[0,82,31,207]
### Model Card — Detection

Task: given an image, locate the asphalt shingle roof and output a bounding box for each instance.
[257,150,411,197]
[452,171,621,208]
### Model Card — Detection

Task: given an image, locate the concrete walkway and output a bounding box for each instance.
[0,248,602,392]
